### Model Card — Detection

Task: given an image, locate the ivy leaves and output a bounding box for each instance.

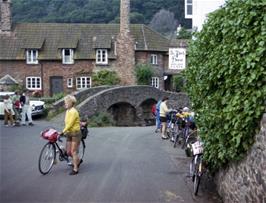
[185,0,266,171]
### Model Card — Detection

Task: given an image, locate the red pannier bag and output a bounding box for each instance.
[41,128,59,143]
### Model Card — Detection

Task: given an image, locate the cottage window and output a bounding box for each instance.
[96,49,108,65]
[67,78,73,88]
[26,77,41,90]
[151,77,159,89]
[76,77,91,89]
[150,54,158,65]
[62,49,74,64]
[185,0,193,19]
[26,50,38,64]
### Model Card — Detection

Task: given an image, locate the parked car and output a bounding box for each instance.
[0,92,45,117]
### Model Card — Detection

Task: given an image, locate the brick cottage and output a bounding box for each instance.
[0,0,185,96]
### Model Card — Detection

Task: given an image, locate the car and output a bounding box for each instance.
[0,92,45,117]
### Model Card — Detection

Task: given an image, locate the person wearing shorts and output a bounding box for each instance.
[62,95,82,175]
[159,97,171,139]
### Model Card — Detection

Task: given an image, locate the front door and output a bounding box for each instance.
[50,76,63,96]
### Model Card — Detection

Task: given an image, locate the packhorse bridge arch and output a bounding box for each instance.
[76,85,189,126]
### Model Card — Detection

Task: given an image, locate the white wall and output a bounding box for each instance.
[191,0,225,31]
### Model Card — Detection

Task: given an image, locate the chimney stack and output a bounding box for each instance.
[0,0,12,34]
[116,0,136,85]
[120,0,130,36]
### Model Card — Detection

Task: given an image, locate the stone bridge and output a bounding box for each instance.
[76,85,189,126]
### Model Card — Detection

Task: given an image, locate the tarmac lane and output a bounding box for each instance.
[0,119,221,203]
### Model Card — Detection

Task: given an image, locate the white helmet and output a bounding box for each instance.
[183,107,189,112]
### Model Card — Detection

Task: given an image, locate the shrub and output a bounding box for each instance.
[88,112,114,127]
[92,70,120,86]
[173,74,185,92]
[135,64,154,85]
[185,0,266,171]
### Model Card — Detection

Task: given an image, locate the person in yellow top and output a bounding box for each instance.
[62,95,82,175]
[159,96,171,139]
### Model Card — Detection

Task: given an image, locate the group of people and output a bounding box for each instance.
[152,97,195,140]
[3,91,33,127]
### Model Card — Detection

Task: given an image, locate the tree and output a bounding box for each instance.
[135,64,154,85]
[149,9,178,35]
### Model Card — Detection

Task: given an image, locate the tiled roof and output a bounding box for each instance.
[0,23,170,60]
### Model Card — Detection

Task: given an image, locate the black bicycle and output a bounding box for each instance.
[189,140,204,195]
[38,128,87,175]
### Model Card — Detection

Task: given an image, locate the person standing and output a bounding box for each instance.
[20,91,33,126]
[3,95,15,126]
[61,95,82,175]
[11,91,21,123]
[159,97,171,139]
[155,99,162,133]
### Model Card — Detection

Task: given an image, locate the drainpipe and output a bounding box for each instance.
[40,61,44,96]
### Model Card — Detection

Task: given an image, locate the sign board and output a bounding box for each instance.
[169,48,186,70]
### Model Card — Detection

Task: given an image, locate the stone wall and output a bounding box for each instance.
[215,111,266,203]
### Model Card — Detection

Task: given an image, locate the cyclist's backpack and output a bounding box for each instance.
[81,126,88,139]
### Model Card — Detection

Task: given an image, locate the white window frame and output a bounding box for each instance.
[26,76,42,90]
[62,49,74,64]
[76,76,91,89]
[185,0,193,19]
[96,49,108,65]
[150,54,158,65]
[26,50,38,64]
[151,77,159,89]
[67,78,73,88]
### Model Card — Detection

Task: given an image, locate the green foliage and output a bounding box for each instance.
[177,27,192,39]
[185,0,266,171]
[173,74,185,92]
[135,64,154,85]
[88,112,114,127]
[12,0,191,30]
[92,70,120,86]
[7,84,24,93]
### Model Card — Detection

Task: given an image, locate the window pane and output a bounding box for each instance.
[187,5,192,15]
[65,49,70,56]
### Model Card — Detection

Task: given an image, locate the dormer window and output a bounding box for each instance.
[26,50,38,64]
[150,54,158,65]
[96,49,108,65]
[62,49,74,64]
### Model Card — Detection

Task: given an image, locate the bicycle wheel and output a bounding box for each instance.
[173,126,180,148]
[181,128,189,149]
[193,172,201,195]
[190,156,195,181]
[77,139,85,160]
[38,142,56,175]
[193,156,202,195]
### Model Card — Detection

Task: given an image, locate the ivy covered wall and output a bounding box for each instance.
[185,0,266,170]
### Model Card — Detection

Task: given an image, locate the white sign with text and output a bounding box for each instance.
[169,48,186,70]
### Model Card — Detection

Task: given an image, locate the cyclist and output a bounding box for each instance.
[61,95,83,175]
[159,97,171,139]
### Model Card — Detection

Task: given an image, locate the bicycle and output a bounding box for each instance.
[189,140,204,195]
[38,128,87,175]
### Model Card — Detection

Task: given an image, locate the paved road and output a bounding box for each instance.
[0,119,221,203]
